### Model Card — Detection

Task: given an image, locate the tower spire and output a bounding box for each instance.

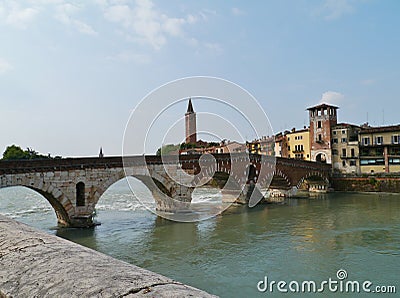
[187,98,194,113]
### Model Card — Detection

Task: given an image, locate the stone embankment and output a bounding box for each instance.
[331,176,400,192]
[0,215,217,297]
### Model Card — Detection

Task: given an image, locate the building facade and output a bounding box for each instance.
[274,132,287,158]
[285,128,311,160]
[359,125,400,174]
[331,124,360,174]
[247,136,275,155]
[185,99,197,144]
[307,103,338,164]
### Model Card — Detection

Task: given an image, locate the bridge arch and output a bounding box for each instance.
[0,184,72,227]
[296,172,330,190]
[270,169,292,188]
[90,169,181,214]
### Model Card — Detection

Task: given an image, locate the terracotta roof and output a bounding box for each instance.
[360,124,400,134]
[306,103,339,110]
[285,128,309,135]
[333,123,360,128]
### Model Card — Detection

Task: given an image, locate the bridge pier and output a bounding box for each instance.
[152,187,194,212]
[68,215,97,228]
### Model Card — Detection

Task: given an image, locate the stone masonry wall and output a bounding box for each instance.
[332,177,400,192]
[0,215,217,298]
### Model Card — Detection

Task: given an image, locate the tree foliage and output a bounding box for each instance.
[156,144,180,156]
[2,145,54,160]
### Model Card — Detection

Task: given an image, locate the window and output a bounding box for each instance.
[375,136,383,145]
[333,131,337,135]
[341,138,347,143]
[318,134,322,141]
[317,121,322,128]
[342,130,346,135]
[318,110,322,116]
[342,148,347,157]
[324,109,328,115]
[360,158,385,165]
[288,137,290,141]
[351,148,355,157]
[392,135,399,144]
[342,160,346,167]
[332,149,338,155]
[390,158,400,165]
[350,160,356,166]
[76,182,85,206]
[362,137,370,146]
[332,138,338,144]
[288,146,291,151]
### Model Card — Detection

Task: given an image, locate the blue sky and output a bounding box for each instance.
[1,0,399,156]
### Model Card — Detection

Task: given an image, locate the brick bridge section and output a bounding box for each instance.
[0,154,331,227]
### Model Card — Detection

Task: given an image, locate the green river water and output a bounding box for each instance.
[0,178,399,297]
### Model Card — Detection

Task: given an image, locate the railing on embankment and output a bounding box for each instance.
[0,215,217,297]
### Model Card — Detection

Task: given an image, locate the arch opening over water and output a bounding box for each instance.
[0,186,58,229]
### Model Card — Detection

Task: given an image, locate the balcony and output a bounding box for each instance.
[340,155,358,159]
[293,150,304,153]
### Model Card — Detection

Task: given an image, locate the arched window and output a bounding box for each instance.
[76,182,85,206]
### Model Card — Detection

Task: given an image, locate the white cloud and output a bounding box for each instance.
[2,2,39,29]
[102,0,198,50]
[186,14,197,24]
[318,0,354,20]
[231,7,245,16]
[0,1,97,35]
[55,3,98,35]
[0,58,12,74]
[319,91,344,105]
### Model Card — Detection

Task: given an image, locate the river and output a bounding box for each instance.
[0,178,399,297]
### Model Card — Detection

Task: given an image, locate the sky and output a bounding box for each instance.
[1,0,399,156]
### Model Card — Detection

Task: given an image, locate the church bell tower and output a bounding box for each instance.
[185,99,197,144]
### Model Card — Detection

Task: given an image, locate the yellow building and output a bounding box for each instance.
[247,136,275,155]
[359,124,400,174]
[285,128,311,161]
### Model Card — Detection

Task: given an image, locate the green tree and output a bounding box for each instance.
[2,145,30,160]
[2,144,55,160]
[156,144,180,156]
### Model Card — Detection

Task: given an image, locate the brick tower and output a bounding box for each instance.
[185,98,197,144]
[307,103,338,164]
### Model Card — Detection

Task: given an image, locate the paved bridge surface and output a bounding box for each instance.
[0,154,331,227]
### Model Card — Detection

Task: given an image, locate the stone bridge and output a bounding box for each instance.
[0,154,331,227]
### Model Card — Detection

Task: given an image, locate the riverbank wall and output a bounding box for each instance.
[0,215,217,297]
[331,176,400,192]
